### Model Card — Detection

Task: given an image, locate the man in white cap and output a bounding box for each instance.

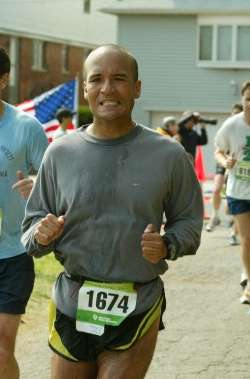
[156,116,179,139]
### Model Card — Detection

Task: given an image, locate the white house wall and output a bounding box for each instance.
[0,0,117,46]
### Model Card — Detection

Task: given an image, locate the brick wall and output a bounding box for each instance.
[0,34,85,104]
[0,35,10,101]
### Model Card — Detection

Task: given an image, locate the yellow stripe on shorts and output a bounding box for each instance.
[48,300,78,361]
[114,293,164,351]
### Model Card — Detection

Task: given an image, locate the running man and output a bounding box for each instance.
[0,46,48,379]
[215,81,250,304]
[22,44,203,379]
[206,103,243,241]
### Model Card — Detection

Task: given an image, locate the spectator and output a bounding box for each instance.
[156,116,179,139]
[54,108,75,140]
[178,111,208,161]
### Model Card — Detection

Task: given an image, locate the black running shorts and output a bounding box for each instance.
[0,253,35,314]
[48,290,166,362]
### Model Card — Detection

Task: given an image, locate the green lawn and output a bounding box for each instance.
[30,254,63,309]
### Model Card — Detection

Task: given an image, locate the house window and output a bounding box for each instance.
[83,0,91,13]
[217,25,232,61]
[199,26,212,60]
[32,40,47,71]
[62,45,70,72]
[237,26,250,61]
[198,19,250,68]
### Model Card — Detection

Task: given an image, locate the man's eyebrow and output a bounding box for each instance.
[88,73,101,79]
[113,73,128,78]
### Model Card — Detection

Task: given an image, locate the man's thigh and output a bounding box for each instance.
[213,174,225,192]
[97,317,160,379]
[0,314,20,353]
[51,353,97,379]
[234,211,250,239]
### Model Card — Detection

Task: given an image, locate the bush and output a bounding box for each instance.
[78,105,93,127]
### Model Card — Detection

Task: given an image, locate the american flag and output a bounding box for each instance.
[17,79,78,142]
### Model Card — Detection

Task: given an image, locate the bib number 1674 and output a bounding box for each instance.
[86,290,129,313]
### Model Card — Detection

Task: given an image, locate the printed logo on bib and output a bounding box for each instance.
[235,161,250,181]
[76,281,137,336]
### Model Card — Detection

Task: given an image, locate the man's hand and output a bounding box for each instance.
[225,154,237,169]
[141,224,167,264]
[12,170,34,199]
[34,214,65,246]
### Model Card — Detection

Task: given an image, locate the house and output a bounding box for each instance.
[0,0,117,103]
[101,0,250,174]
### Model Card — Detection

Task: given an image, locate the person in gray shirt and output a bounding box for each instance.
[22,44,203,379]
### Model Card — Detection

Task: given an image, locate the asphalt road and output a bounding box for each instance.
[16,223,250,379]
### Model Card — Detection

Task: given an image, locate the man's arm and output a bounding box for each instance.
[196,126,208,146]
[12,170,34,199]
[162,147,204,260]
[21,150,59,257]
[215,148,237,169]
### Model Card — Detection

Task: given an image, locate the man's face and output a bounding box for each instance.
[0,73,9,93]
[168,122,179,136]
[242,88,250,119]
[62,116,73,128]
[83,48,141,122]
[185,119,195,130]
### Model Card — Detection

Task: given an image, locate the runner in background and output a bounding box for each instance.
[0,46,48,379]
[215,82,250,304]
[206,104,243,247]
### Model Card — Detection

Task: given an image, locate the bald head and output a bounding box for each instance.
[84,44,139,82]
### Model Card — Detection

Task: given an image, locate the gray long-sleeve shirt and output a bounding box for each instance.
[22,124,203,318]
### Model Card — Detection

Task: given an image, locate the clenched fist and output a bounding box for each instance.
[12,170,34,199]
[141,224,167,264]
[34,214,65,246]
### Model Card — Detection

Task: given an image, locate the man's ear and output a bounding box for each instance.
[134,80,141,99]
[83,81,88,101]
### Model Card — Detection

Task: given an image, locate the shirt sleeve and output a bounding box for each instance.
[196,127,208,145]
[214,121,230,153]
[26,118,49,171]
[162,148,204,260]
[21,148,57,257]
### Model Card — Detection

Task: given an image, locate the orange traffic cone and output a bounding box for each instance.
[195,146,209,219]
[195,145,206,182]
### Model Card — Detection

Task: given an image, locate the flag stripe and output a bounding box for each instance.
[17,79,78,142]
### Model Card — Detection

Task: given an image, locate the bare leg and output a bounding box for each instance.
[97,318,160,379]
[212,174,224,212]
[51,353,97,379]
[206,174,224,231]
[235,212,250,280]
[0,314,20,379]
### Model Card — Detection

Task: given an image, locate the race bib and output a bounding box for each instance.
[0,209,3,237]
[235,161,250,182]
[76,281,137,336]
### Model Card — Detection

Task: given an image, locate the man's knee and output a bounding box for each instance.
[213,187,222,196]
[0,338,14,367]
[0,316,19,366]
[241,235,250,249]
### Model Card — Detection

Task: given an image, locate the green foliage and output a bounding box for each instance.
[78,105,93,126]
[32,254,62,302]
